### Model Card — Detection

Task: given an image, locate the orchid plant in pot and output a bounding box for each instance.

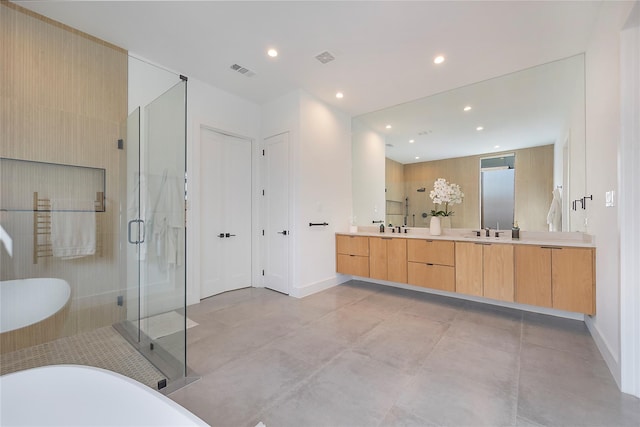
[428,178,464,235]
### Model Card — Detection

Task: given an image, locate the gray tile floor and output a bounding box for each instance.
[169,281,640,427]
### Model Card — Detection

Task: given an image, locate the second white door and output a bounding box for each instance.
[200,127,252,299]
[263,132,290,295]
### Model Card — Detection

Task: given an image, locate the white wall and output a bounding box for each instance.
[260,90,352,297]
[296,92,352,295]
[351,119,386,226]
[583,0,636,387]
[619,0,640,398]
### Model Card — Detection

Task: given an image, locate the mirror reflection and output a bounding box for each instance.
[352,54,586,232]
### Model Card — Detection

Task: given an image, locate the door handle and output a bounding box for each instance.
[225,233,236,238]
[128,219,144,244]
[218,233,225,238]
[277,230,288,235]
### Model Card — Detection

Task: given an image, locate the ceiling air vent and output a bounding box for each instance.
[315,51,335,64]
[230,63,256,77]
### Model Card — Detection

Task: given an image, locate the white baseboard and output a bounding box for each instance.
[586,316,621,389]
[290,274,352,298]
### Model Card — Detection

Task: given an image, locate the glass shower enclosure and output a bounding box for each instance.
[116,78,189,388]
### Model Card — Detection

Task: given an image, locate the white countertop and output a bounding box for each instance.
[338,227,595,248]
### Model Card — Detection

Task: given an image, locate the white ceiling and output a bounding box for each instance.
[14,1,602,117]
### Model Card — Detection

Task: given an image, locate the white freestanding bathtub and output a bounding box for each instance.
[0,278,71,353]
[0,365,208,426]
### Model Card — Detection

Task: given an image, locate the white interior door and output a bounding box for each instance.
[200,127,252,299]
[263,133,290,294]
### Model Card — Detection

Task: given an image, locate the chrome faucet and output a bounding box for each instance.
[484,227,491,237]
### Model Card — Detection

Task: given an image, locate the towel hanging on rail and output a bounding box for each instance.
[51,199,96,259]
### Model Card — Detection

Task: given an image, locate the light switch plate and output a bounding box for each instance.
[605,190,616,207]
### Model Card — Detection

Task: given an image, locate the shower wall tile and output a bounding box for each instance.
[1,2,128,339]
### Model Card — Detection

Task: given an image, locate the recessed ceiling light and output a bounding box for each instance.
[463,106,472,112]
[386,125,392,129]
[494,145,500,149]
[336,92,344,99]
[476,126,484,131]
[434,55,445,64]
[409,139,415,143]
[267,48,278,58]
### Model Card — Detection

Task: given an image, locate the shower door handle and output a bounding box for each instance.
[277,230,288,235]
[225,233,236,238]
[128,219,144,244]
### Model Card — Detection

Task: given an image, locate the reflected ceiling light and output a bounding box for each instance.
[336,92,344,99]
[463,106,472,111]
[434,55,445,64]
[385,125,392,129]
[415,156,420,160]
[409,139,415,143]
[267,48,278,57]
[476,126,484,131]
[494,145,500,149]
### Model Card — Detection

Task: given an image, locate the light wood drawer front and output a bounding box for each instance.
[483,244,514,302]
[407,239,455,266]
[407,262,455,292]
[368,237,388,280]
[552,247,595,315]
[337,254,370,277]
[455,242,483,297]
[515,245,552,308]
[387,238,408,283]
[336,235,369,256]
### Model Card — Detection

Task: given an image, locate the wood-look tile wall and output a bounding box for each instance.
[0,2,128,340]
[401,145,554,231]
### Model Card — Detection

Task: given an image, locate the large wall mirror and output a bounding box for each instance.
[352,54,586,232]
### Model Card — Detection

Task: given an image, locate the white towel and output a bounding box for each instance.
[51,199,96,259]
[546,188,562,232]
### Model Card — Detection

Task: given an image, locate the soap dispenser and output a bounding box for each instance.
[379,223,385,233]
[512,221,520,239]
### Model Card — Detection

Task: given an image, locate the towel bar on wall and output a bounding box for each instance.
[32,192,104,264]
[309,222,329,227]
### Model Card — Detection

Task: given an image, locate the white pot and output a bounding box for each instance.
[430,216,442,236]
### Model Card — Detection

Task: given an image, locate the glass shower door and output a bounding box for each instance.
[139,80,187,379]
[120,79,187,386]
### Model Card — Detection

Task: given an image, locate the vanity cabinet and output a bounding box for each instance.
[369,237,407,283]
[455,242,514,302]
[334,234,595,315]
[407,239,455,292]
[515,245,595,314]
[336,235,369,277]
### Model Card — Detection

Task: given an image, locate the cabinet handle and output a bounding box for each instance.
[381,237,392,240]
[541,246,562,250]
[426,263,434,266]
[426,240,433,242]
[474,242,491,246]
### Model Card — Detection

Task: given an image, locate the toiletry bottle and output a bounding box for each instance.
[512,221,520,239]
[379,223,385,233]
